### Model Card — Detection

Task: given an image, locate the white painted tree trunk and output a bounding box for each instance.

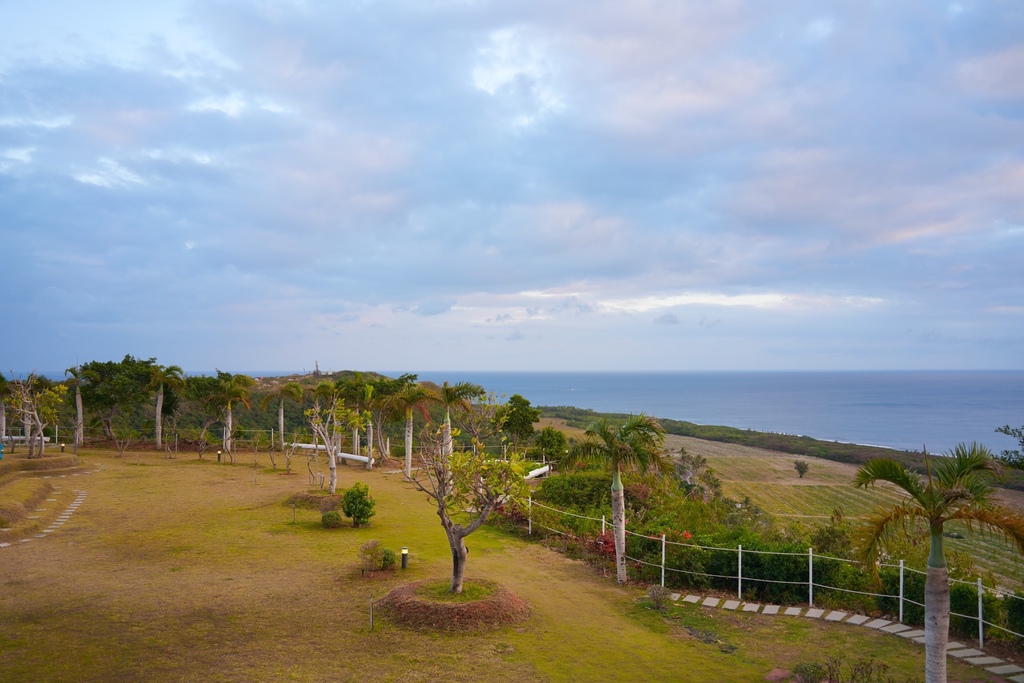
[367,422,374,470]
[404,414,414,480]
[278,401,286,450]
[925,565,949,683]
[611,468,627,584]
[224,405,233,453]
[155,386,165,450]
[74,386,83,448]
[0,403,6,442]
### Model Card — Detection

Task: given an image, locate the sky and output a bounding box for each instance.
[2,0,1023,374]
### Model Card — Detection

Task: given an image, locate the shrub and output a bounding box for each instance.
[381,547,397,570]
[791,662,826,683]
[359,540,385,572]
[321,510,343,528]
[1006,591,1024,635]
[646,585,673,611]
[538,471,611,509]
[342,482,376,527]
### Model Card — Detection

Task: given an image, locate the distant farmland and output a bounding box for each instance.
[666,434,1024,587]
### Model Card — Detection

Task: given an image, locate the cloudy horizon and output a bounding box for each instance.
[3,1,1023,373]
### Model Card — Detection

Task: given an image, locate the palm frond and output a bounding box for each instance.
[854,459,924,501]
[854,502,926,575]
[946,506,1024,555]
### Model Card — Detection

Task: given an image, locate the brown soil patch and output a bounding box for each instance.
[377,579,530,631]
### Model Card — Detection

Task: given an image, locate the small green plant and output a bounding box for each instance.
[794,459,810,478]
[791,662,826,683]
[646,584,673,611]
[381,547,397,570]
[342,482,376,527]
[321,510,343,528]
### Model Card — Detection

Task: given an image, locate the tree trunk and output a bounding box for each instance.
[442,418,453,457]
[448,531,468,594]
[367,422,374,470]
[925,529,949,683]
[74,386,83,448]
[0,403,6,442]
[405,413,413,480]
[352,427,359,456]
[155,386,164,450]
[278,400,286,451]
[224,404,233,454]
[611,467,627,584]
[26,419,35,459]
[328,449,337,494]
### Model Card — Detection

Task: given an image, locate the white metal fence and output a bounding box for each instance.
[524,498,1024,645]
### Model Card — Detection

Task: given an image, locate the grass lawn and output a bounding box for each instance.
[0,448,1006,682]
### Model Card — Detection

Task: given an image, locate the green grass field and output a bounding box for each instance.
[0,447,1009,682]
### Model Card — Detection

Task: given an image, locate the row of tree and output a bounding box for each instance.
[0,358,559,465]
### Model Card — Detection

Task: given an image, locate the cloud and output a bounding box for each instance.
[72,158,147,187]
[804,18,835,43]
[654,313,679,325]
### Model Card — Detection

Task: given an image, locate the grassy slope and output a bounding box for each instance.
[0,448,1007,682]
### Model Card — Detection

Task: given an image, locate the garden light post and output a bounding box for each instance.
[401,546,408,569]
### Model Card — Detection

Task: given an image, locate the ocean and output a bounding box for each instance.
[405,371,1024,455]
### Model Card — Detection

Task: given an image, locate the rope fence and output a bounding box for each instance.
[522,497,1024,645]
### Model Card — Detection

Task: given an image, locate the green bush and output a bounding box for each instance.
[381,547,397,570]
[342,482,376,527]
[1006,591,1024,635]
[538,471,611,510]
[321,510,343,528]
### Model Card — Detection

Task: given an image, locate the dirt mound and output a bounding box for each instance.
[377,580,530,631]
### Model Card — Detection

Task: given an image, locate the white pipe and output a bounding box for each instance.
[525,464,551,480]
[288,443,372,464]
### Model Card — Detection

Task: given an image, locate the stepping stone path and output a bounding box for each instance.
[0,490,87,550]
[670,593,1024,678]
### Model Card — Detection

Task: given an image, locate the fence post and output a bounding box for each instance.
[661,534,666,588]
[602,515,606,535]
[528,497,532,536]
[738,545,743,600]
[978,578,984,648]
[899,560,904,623]
[808,548,814,608]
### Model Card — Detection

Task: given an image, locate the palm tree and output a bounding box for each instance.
[148,364,184,451]
[854,443,1024,683]
[216,372,255,454]
[259,381,304,450]
[64,367,86,449]
[389,383,435,479]
[563,414,670,584]
[437,381,485,457]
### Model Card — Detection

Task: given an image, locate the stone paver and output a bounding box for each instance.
[966,656,1004,666]
[987,664,1024,675]
[670,593,681,602]
[673,590,1024,681]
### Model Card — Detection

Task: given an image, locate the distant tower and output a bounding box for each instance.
[313,360,321,378]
